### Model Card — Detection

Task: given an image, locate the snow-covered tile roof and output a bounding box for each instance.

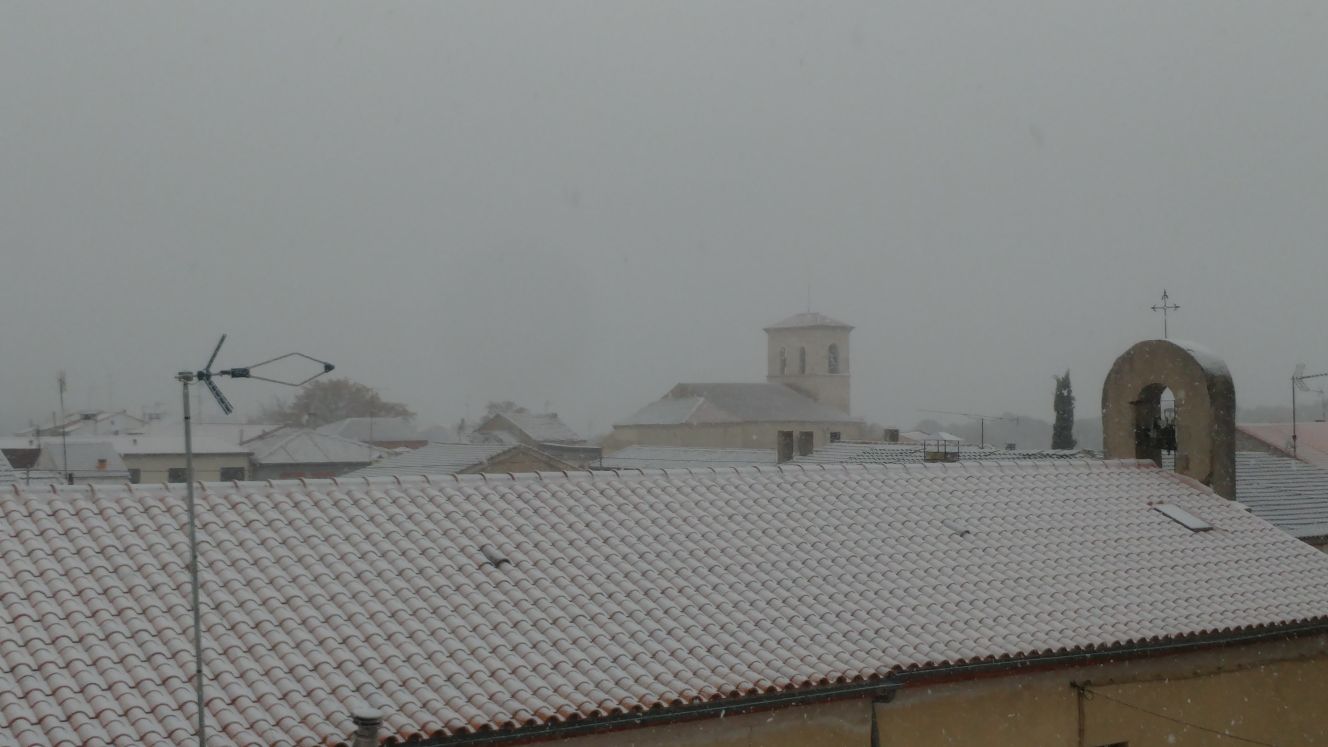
[244,428,392,466]
[618,383,856,426]
[598,445,776,469]
[345,442,519,477]
[3,461,1328,745]
[797,441,1087,465]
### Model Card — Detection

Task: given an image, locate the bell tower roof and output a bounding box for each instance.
[764,312,853,332]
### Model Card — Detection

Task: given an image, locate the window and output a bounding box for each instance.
[219,467,246,481]
[779,347,787,375]
[828,343,840,374]
[167,467,187,483]
[829,432,841,443]
[798,347,807,374]
[127,468,141,484]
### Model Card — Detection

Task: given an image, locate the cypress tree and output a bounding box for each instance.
[1052,370,1077,450]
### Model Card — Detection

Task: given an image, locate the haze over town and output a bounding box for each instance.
[3,1,1326,441]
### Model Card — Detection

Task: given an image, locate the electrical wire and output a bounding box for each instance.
[1082,687,1279,746]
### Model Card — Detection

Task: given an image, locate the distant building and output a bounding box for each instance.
[243,428,392,480]
[0,449,15,485]
[1236,421,1328,469]
[315,417,428,450]
[605,312,865,454]
[111,435,251,483]
[473,411,600,466]
[473,411,583,445]
[31,441,132,484]
[347,441,575,478]
[15,409,149,438]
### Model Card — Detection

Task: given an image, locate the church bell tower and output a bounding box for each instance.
[764,312,853,415]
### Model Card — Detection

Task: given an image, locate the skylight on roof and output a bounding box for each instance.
[1154,504,1213,532]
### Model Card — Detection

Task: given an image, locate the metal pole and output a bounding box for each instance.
[58,378,70,485]
[1293,378,1298,459]
[179,373,206,747]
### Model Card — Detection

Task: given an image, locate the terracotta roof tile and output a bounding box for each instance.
[3,462,1328,745]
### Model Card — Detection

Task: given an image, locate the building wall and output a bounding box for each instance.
[603,421,865,454]
[122,453,250,483]
[252,462,372,481]
[542,636,1328,747]
[766,327,852,414]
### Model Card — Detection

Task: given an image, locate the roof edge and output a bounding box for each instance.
[411,619,1328,746]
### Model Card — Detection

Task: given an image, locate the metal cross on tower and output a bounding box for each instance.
[1151,289,1180,339]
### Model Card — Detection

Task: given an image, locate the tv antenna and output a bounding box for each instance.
[918,408,1020,448]
[1292,364,1328,459]
[175,334,333,747]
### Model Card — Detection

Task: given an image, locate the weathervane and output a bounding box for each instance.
[175,335,333,747]
[1151,289,1180,339]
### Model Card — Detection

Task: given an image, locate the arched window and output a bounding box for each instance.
[799,347,807,375]
[779,348,787,376]
[828,344,840,374]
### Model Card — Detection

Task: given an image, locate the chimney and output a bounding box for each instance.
[350,706,382,747]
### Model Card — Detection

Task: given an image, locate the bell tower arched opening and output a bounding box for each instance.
[1103,339,1236,499]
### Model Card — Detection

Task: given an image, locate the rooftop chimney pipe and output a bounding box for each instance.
[351,706,382,747]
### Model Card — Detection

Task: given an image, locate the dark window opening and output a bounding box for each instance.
[797,431,814,456]
[829,432,841,443]
[219,467,246,481]
[127,468,141,484]
[798,347,807,374]
[167,467,187,483]
[828,343,840,374]
[776,431,795,463]
[779,347,787,376]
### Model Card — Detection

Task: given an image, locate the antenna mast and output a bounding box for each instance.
[176,334,333,747]
[918,408,1021,448]
[1292,364,1328,458]
[57,371,70,485]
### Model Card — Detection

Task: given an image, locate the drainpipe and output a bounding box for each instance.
[351,706,382,747]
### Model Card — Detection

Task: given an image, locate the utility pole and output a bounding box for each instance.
[918,409,1020,448]
[1292,364,1328,459]
[57,371,71,485]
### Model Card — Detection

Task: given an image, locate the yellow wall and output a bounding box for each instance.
[122,452,250,483]
[877,636,1328,747]
[545,636,1328,747]
[603,421,865,454]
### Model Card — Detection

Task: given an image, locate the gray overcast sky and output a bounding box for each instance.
[2,2,1326,436]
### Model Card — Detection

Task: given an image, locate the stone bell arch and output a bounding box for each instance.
[1102,339,1236,499]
